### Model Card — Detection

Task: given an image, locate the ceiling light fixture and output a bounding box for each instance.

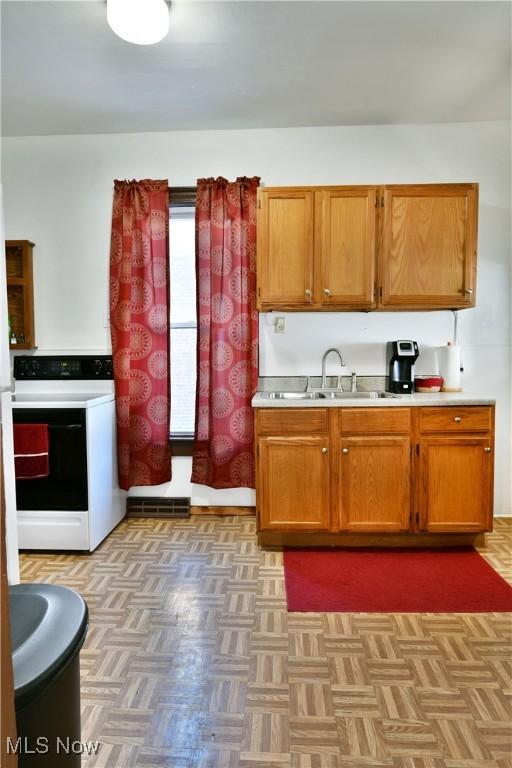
[107,0,170,46]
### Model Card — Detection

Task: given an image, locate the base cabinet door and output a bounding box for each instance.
[340,436,411,531]
[257,436,330,531]
[419,437,493,532]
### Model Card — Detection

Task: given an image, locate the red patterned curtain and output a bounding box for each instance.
[191,176,260,489]
[109,179,171,491]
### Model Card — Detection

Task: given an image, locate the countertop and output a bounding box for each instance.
[252,391,495,408]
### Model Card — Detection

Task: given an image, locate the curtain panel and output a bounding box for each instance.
[191,176,260,489]
[109,179,171,491]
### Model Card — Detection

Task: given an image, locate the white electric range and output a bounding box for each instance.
[12,355,125,551]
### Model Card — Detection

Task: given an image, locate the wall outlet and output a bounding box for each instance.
[274,317,286,334]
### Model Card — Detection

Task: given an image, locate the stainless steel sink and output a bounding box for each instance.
[267,391,322,400]
[265,391,399,401]
[316,391,399,399]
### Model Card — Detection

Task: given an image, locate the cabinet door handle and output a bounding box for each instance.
[484,447,491,453]
[454,416,462,423]
[465,288,473,295]
[342,448,349,454]
[305,289,312,302]
[321,447,328,454]
[323,288,332,296]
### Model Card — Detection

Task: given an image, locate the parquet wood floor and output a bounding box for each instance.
[19,517,512,768]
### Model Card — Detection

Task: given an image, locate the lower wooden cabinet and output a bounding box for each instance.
[340,436,410,532]
[255,405,494,537]
[257,435,330,531]
[418,436,493,532]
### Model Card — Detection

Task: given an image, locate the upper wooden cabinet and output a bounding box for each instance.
[257,186,376,310]
[256,183,478,311]
[380,184,478,309]
[257,188,315,308]
[317,188,376,308]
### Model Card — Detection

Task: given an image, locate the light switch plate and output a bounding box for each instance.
[274,317,286,334]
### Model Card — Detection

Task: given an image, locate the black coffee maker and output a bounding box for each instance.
[386,340,419,393]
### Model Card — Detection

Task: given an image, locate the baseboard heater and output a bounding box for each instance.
[126,497,191,518]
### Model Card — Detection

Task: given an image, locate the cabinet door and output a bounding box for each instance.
[339,436,410,531]
[419,437,493,532]
[257,188,315,309]
[257,436,330,531]
[380,184,478,309]
[317,188,376,308]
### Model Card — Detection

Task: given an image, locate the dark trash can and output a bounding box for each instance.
[9,583,88,767]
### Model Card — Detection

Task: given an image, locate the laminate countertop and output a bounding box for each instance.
[252,391,495,408]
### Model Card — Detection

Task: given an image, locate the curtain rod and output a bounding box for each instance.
[169,186,196,194]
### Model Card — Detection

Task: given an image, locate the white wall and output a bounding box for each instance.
[1,122,510,512]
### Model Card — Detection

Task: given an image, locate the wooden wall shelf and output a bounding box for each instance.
[5,240,36,350]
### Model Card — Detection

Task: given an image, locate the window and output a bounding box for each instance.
[169,202,196,438]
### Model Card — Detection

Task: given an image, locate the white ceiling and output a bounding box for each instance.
[1,1,510,137]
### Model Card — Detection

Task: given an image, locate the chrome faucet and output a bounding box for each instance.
[321,348,344,389]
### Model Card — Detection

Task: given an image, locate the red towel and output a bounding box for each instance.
[14,424,50,480]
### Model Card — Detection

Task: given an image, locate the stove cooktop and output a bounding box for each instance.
[13,392,113,402]
[12,392,115,409]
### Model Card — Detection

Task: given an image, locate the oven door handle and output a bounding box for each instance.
[48,424,84,431]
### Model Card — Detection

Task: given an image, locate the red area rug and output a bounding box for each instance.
[283,548,512,612]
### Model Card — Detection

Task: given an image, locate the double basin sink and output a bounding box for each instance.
[266,390,399,401]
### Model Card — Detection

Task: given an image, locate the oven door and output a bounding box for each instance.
[13,408,88,511]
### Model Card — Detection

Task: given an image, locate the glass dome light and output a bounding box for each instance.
[107,0,170,46]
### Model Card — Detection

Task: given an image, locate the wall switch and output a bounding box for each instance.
[274,317,286,334]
